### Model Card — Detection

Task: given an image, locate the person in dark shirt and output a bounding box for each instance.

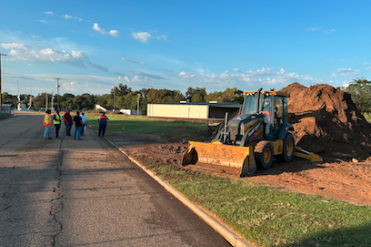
[73,111,83,140]
[64,109,73,136]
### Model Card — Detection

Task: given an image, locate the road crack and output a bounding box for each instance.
[50,140,64,247]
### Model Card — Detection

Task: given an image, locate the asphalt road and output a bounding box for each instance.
[0,113,230,247]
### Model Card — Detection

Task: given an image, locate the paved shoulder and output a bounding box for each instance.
[0,114,230,247]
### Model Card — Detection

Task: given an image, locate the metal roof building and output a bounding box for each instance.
[147,102,241,119]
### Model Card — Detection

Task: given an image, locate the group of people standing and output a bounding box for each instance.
[43,110,108,140]
[43,110,87,140]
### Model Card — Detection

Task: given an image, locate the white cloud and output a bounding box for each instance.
[118,75,131,83]
[38,20,48,23]
[366,66,371,70]
[93,23,103,32]
[62,81,79,92]
[363,62,369,65]
[132,32,151,43]
[176,67,323,90]
[238,67,275,76]
[93,23,120,37]
[306,27,321,31]
[44,11,54,15]
[108,30,120,37]
[122,57,145,65]
[63,15,72,19]
[331,67,360,77]
[1,43,28,50]
[335,68,353,73]
[1,42,107,72]
[179,71,196,78]
[157,35,168,41]
[306,27,336,34]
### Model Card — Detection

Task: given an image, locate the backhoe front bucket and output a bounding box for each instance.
[182,141,256,176]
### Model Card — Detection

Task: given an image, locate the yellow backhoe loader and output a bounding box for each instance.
[182,88,322,176]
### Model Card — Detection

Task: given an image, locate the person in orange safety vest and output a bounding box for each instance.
[44,109,52,139]
[98,112,109,137]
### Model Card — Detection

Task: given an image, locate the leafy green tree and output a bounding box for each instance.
[33,93,50,109]
[95,94,111,106]
[1,92,17,107]
[346,77,371,112]
[147,89,185,103]
[60,93,75,111]
[204,88,244,103]
[186,87,207,102]
[111,83,132,97]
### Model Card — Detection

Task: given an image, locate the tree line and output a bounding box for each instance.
[1,84,245,114]
[3,78,370,114]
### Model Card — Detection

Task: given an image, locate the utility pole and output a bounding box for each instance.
[113,89,116,112]
[17,78,21,111]
[55,78,60,110]
[137,93,141,115]
[45,93,48,110]
[51,91,54,111]
[28,88,32,111]
[0,53,7,112]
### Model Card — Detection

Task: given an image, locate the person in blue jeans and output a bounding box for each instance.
[98,112,109,137]
[43,109,52,139]
[73,111,83,140]
[64,109,73,136]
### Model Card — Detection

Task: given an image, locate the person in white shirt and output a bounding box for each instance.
[80,112,87,136]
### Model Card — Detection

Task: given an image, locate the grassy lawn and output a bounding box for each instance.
[86,114,211,140]
[138,162,371,247]
[87,114,371,246]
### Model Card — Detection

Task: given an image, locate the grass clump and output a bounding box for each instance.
[137,158,371,247]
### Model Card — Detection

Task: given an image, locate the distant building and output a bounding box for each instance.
[120,109,142,115]
[147,102,241,119]
[95,105,120,112]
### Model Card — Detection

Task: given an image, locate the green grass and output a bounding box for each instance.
[137,161,371,247]
[86,114,371,246]
[86,114,211,140]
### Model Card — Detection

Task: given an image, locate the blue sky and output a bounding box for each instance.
[1,0,371,96]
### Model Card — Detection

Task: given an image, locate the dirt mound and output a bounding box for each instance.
[281,83,371,160]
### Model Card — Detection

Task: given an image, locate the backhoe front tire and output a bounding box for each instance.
[278,133,295,162]
[254,141,274,170]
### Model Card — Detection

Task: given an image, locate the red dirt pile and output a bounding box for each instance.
[281,82,371,160]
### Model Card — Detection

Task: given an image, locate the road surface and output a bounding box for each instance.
[0,113,230,247]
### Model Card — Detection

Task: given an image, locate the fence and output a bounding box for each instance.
[0,104,12,115]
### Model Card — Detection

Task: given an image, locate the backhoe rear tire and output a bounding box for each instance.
[254,141,274,170]
[278,133,295,162]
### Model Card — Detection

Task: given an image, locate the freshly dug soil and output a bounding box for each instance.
[108,83,371,206]
[281,83,371,160]
[111,132,371,206]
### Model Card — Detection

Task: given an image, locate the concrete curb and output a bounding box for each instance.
[95,128,253,247]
